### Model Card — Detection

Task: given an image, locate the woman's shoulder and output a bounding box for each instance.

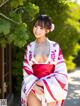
[49,39,59,47]
[25,41,35,51]
[27,41,35,47]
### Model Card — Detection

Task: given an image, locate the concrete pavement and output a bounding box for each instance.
[64,67,80,106]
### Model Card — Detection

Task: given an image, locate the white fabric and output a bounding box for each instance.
[21,39,68,106]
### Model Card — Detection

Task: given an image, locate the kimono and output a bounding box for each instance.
[21,39,68,106]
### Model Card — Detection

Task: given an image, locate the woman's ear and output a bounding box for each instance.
[46,29,50,33]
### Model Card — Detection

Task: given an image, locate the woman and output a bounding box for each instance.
[21,15,68,106]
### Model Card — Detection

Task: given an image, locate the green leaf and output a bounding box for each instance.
[18,0,25,6]
[9,11,22,23]
[24,2,39,18]
[10,0,19,8]
[0,19,11,35]
[10,0,25,8]
[0,38,7,47]
[12,23,29,47]
[7,34,15,44]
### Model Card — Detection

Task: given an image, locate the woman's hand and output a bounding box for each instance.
[32,82,44,95]
[36,81,43,87]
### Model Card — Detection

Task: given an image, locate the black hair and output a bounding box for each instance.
[33,15,52,30]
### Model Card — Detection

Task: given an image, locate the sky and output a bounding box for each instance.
[72,0,80,4]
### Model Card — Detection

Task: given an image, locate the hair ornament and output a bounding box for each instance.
[51,23,55,32]
[41,14,47,17]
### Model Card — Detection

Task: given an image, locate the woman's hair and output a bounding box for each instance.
[33,15,52,30]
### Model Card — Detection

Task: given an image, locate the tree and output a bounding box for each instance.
[0,0,80,94]
[0,0,80,70]
[0,0,39,95]
[28,0,80,70]
[0,0,39,47]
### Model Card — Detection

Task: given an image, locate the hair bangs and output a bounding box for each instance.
[35,20,45,28]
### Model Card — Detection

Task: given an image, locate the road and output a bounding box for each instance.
[64,67,80,106]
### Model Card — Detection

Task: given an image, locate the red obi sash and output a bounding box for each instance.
[32,64,55,78]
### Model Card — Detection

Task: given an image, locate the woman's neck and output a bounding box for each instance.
[36,37,47,44]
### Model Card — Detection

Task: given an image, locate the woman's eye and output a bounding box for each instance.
[34,25,43,29]
[34,25,37,27]
[40,27,43,29]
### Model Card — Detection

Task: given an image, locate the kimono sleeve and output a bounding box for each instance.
[21,45,38,105]
[40,44,68,102]
[23,45,37,78]
[23,45,33,76]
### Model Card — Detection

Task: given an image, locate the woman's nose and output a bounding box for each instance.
[36,27,40,32]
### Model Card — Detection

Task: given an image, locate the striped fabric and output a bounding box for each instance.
[21,39,68,106]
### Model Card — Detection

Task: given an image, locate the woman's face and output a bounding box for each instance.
[33,21,48,39]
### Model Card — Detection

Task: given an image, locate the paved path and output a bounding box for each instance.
[64,67,80,106]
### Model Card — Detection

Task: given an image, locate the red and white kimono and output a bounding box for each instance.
[21,39,68,106]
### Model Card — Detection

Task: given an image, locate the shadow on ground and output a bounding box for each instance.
[64,74,80,106]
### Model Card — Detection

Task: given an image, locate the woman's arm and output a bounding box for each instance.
[21,44,38,96]
[40,44,68,102]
